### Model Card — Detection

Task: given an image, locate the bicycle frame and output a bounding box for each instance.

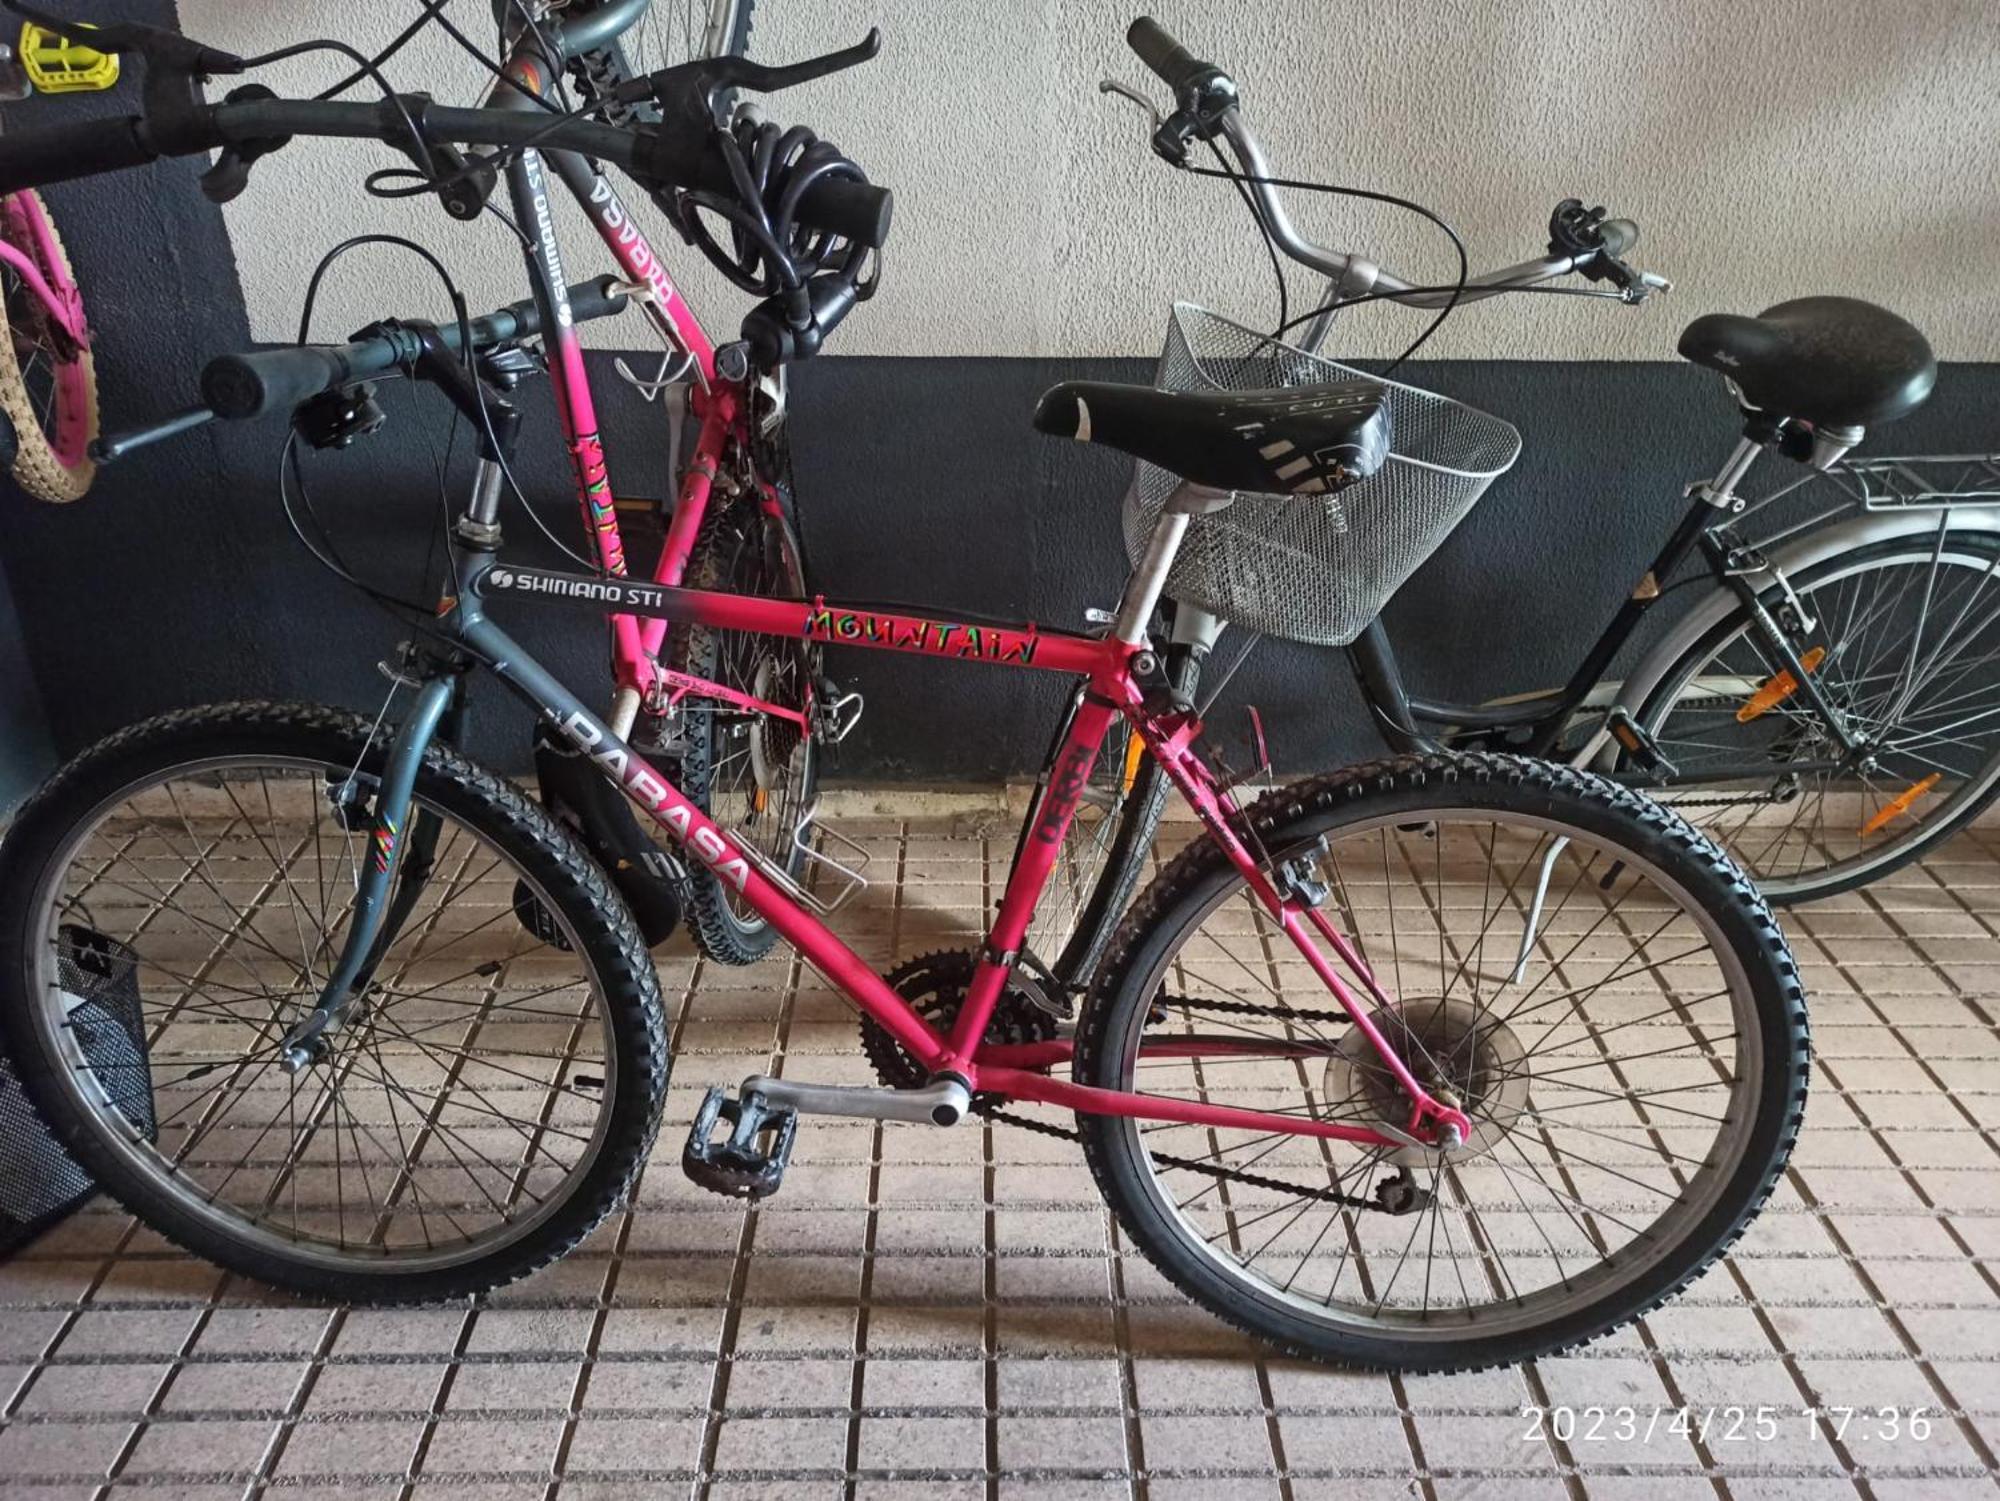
[294,544,1473,1154]
[490,46,752,718]
[273,32,1473,1157]
[1342,435,1851,776]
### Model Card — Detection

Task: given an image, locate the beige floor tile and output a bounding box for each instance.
[5,808,2000,1495]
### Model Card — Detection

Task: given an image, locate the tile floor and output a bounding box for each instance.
[5,807,2000,1500]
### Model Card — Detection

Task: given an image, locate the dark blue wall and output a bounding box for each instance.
[0,555,51,812]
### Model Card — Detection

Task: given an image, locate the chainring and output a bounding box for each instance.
[861,949,1058,1093]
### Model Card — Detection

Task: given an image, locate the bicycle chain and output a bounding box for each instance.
[982,1103,1386,1211]
[981,990,1388,1214]
[1659,791,1790,810]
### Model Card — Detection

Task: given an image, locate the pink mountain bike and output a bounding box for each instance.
[0,15,1808,1371]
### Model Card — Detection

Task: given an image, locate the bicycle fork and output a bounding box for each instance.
[279,672,459,1074]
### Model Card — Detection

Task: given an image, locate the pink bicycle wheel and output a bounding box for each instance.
[0,188,97,502]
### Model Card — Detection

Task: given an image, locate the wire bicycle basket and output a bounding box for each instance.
[1124,304,1522,645]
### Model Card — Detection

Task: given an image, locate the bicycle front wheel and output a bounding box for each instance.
[562,0,754,122]
[1639,532,2000,901]
[0,702,669,1303]
[1076,755,1808,1372]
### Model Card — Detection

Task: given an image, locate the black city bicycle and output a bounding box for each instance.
[1028,23,2000,995]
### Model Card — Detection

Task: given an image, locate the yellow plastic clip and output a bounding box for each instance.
[19,22,120,94]
[1119,731,1148,796]
[1859,772,1941,838]
[1736,646,1826,724]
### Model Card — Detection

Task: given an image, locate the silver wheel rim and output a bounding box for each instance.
[612,0,746,74]
[1104,804,1764,1343]
[25,755,620,1276]
[1646,541,2000,896]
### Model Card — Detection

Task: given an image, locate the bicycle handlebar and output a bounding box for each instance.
[545,0,653,60]
[0,115,157,189]
[1114,19,1665,320]
[200,274,633,421]
[1126,16,1205,91]
[0,92,893,248]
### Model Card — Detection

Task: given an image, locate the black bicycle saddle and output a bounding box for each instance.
[1677,296,1936,428]
[1033,379,1391,496]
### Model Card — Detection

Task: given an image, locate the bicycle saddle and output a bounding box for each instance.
[1677,296,1936,428]
[1032,379,1391,496]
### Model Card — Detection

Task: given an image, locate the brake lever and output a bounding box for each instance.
[617,28,881,124]
[1098,79,1164,131]
[199,83,291,204]
[703,27,881,95]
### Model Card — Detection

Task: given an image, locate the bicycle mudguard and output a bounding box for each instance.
[1599,504,2000,770]
[531,720,685,945]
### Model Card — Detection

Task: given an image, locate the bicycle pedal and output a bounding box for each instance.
[1603,707,1678,779]
[682,1085,798,1201]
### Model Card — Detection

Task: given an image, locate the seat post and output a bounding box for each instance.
[1693,435,1766,512]
[1111,483,1232,646]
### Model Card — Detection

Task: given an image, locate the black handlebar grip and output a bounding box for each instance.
[1598,218,1639,257]
[1127,16,1203,89]
[795,178,893,249]
[201,345,392,421]
[0,117,157,194]
[562,274,633,329]
[201,276,634,421]
[638,128,893,248]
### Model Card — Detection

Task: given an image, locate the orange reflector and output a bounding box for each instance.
[1120,732,1148,795]
[753,788,769,814]
[1860,772,1941,838]
[1736,646,1826,723]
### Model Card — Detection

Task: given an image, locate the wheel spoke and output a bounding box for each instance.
[1095,797,1777,1347]
[19,750,628,1278]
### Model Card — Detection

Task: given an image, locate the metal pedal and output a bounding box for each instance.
[682,1086,799,1201]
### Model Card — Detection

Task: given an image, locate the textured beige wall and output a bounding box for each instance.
[180,0,2000,360]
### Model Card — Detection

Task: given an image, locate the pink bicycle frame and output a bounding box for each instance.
[464,560,1474,1153]
[495,52,757,711]
[467,46,1470,1152]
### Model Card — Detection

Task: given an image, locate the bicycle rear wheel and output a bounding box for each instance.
[563,0,754,122]
[0,702,669,1303]
[1076,755,1808,1372]
[666,482,819,965]
[1639,532,2000,901]
[0,189,96,502]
